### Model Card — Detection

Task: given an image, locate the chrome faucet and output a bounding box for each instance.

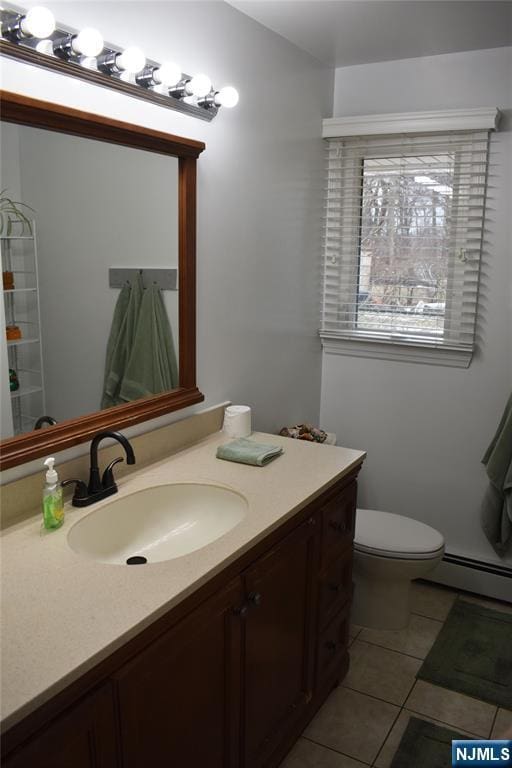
[62,430,136,507]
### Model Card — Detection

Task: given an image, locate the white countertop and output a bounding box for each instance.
[0,431,365,731]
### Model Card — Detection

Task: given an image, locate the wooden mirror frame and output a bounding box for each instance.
[0,91,205,470]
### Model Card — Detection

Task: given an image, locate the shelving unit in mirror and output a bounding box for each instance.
[1,220,47,437]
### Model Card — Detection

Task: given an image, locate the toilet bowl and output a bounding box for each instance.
[352,509,444,630]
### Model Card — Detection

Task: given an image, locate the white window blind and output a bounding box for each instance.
[321,130,490,365]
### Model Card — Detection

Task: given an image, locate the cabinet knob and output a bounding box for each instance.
[329,519,347,534]
[233,604,248,618]
[325,640,340,652]
[307,516,316,526]
[328,582,342,594]
[248,592,262,607]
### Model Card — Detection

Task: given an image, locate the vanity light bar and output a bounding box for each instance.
[0,4,239,121]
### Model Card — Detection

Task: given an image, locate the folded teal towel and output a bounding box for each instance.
[216,438,283,467]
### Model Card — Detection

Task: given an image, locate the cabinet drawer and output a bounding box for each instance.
[321,483,356,564]
[316,602,350,690]
[318,549,353,630]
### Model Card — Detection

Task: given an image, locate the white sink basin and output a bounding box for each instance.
[67,483,248,565]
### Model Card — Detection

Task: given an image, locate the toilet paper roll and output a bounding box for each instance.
[223,405,252,438]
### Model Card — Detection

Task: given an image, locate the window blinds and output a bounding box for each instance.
[321,130,490,356]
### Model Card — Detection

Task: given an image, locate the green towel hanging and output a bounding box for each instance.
[101,273,143,409]
[119,283,179,402]
[481,391,512,555]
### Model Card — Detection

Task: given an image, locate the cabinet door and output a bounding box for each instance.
[113,577,243,768]
[4,684,118,768]
[243,516,318,767]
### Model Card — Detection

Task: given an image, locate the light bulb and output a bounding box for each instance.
[80,56,97,70]
[186,73,212,98]
[72,28,103,57]
[215,86,239,108]
[116,46,145,74]
[35,38,54,55]
[153,61,181,87]
[21,6,55,38]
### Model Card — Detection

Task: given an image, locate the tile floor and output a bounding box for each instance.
[281,581,512,768]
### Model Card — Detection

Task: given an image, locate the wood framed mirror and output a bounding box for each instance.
[0,91,204,470]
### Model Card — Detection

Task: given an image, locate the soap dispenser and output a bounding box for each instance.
[42,457,64,530]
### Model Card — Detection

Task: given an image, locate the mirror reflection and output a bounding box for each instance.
[0,122,179,439]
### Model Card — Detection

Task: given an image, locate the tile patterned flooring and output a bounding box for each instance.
[281,581,512,768]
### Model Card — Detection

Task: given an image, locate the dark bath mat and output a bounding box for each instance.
[390,717,469,768]
[418,599,512,708]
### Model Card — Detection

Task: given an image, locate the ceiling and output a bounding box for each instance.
[227,1,512,67]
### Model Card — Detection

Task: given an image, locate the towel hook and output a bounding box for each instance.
[109,267,177,291]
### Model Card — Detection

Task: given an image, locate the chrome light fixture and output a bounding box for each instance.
[198,86,240,110]
[2,5,55,41]
[136,61,182,89]
[53,27,104,60]
[0,4,239,121]
[97,45,146,75]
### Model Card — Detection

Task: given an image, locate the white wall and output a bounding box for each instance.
[0,0,332,480]
[322,47,512,566]
[0,122,22,200]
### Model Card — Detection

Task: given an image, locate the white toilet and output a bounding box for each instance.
[352,509,445,630]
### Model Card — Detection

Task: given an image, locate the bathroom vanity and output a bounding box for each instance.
[1,432,365,767]
[0,92,363,765]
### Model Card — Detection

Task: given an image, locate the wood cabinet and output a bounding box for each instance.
[318,549,353,630]
[114,577,243,768]
[315,481,356,696]
[320,481,357,565]
[3,685,117,768]
[243,517,317,768]
[2,471,360,768]
[316,602,351,693]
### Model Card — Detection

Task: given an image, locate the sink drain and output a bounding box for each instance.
[126,556,147,565]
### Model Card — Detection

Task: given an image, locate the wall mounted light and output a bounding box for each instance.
[53,27,104,60]
[136,61,182,89]
[98,45,146,75]
[35,38,53,56]
[198,86,240,110]
[186,74,213,97]
[0,4,239,121]
[2,5,55,41]
[169,73,212,100]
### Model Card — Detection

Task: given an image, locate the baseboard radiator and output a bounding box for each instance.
[427,552,512,603]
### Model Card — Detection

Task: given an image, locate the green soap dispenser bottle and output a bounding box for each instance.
[42,457,64,530]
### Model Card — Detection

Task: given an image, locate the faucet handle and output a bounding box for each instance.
[102,457,124,491]
[61,479,89,504]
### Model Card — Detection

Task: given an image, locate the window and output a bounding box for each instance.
[321,129,491,366]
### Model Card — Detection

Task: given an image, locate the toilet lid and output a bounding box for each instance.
[354,509,444,559]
